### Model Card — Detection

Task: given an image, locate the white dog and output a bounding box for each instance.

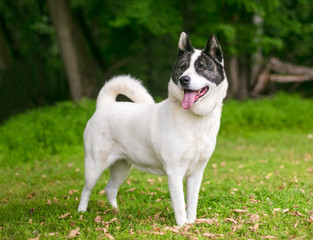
[78,32,228,226]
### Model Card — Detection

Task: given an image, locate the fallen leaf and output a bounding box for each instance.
[249,198,261,204]
[104,233,114,239]
[273,208,281,216]
[249,223,259,232]
[262,236,276,239]
[66,227,80,239]
[250,214,260,224]
[95,227,107,233]
[233,209,247,213]
[94,215,103,223]
[99,190,105,195]
[69,190,78,195]
[291,211,303,216]
[231,225,242,232]
[126,188,136,192]
[47,199,51,206]
[203,232,224,238]
[106,218,118,224]
[282,209,289,213]
[59,213,71,219]
[225,218,237,224]
[48,232,59,236]
[147,179,155,185]
[154,211,162,220]
[195,218,213,225]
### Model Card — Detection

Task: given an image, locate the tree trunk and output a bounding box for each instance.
[226,55,240,98]
[0,22,11,71]
[237,56,249,99]
[47,0,100,100]
[250,14,264,87]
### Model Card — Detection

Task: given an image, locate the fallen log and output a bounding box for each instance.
[252,57,313,96]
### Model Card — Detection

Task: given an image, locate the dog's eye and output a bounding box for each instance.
[197,63,206,70]
[180,65,186,71]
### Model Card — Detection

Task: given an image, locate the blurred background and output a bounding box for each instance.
[0,0,312,123]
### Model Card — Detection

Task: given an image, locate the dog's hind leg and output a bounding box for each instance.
[105,160,132,208]
[78,153,109,212]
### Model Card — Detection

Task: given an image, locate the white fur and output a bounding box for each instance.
[78,70,227,226]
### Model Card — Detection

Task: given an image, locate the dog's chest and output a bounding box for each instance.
[181,129,217,176]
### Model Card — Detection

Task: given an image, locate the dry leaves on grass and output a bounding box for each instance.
[203,232,224,238]
[249,223,259,232]
[66,227,80,239]
[59,212,71,219]
[69,189,78,195]
[225,218,237,224]
[291,211,303,216]
[99,189,105,195]
[195,218,213,225]
[94,215,103,223]
[126,187,136,192]
[233,209,247,213]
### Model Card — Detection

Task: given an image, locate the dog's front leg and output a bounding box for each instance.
[186,167,205,224]
[167,174,186,226]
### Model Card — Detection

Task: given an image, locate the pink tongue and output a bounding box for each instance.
[182,91,197,109]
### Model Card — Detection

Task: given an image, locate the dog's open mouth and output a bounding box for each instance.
[182,86,209,109]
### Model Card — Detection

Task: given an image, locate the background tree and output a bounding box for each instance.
[47,0,101,100]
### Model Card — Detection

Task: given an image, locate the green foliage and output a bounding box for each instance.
[0,100,95,168]
[221,92,313,135]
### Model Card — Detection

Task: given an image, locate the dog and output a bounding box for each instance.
[78,32,228,226]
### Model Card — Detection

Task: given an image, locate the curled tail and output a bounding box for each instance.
[96,75,155,109]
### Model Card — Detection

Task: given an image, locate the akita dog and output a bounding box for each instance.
[78,32,228,226]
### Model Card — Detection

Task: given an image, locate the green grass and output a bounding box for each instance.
[1,93,313,239]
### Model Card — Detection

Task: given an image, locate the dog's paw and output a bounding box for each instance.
[77,207,87,212]
[186,218,196,224]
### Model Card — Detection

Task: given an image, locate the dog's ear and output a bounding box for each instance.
[178,32,194,57]
[204,34,223,63]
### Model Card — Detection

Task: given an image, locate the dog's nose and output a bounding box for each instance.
[179,76,190,86]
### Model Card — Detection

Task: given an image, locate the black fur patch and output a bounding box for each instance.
[171,50,194,85]
[194,52,225,85]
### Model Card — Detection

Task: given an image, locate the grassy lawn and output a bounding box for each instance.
[0,93,313,239]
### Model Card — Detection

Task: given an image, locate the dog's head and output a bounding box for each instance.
[169,32,228,115]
